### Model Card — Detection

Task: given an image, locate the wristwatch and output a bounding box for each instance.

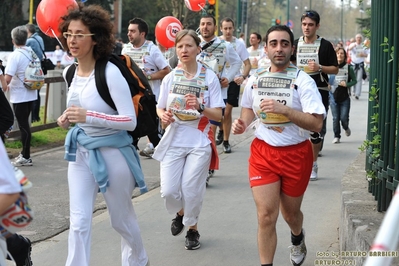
[197,103,205,113]
[147,75,152,80]
[319,65,323,72]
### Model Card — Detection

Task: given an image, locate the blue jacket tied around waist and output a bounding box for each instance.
[64,126,148,194]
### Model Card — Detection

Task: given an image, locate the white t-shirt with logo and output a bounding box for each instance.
[5,47,38,103]
[241,68,326,146]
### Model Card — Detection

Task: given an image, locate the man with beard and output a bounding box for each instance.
[122,17,170,157]
[197,15,241,185]
[232,25,325,266]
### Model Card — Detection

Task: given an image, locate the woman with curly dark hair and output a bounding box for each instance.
[57,3,149,265]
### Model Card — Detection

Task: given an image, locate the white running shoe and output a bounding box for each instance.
[332,137,340,144]
[289,231,307,266]
[12,154,33,166]
[310,163,318,181]
[139,143,154,158]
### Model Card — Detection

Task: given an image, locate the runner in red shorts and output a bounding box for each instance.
[232,25,326,266]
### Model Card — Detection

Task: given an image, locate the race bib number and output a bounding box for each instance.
[252,73,295,126]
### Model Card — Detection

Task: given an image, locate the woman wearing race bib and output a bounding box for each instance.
[154,29,225,250]
[329,47,357,144]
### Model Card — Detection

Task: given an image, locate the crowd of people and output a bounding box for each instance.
[0,3,371,266]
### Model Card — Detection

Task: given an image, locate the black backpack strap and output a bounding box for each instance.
[65,64,77,89]
[94,58,116,110]
[116,54,153,98]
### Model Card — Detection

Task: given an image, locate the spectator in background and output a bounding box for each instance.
[112,38,123,55]
[347,34,369,99]
[26,24,44,123]
[5,26,37,167]
[238,32,246,46]
[54,45,64,69]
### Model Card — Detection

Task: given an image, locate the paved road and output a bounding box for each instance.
[7,82,370,265]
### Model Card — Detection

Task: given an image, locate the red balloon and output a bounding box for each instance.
[155,16,183,49]
[184,0,206,12]
[36,0,78,38]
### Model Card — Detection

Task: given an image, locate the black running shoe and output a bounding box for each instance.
[6,234,33,266]
[206,170,214,187]
[171,213,184,236]
[216,130,223,146]
[223,143,231,153]
[185,229,200,250]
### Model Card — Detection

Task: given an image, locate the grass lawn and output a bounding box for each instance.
[5,107,68,152]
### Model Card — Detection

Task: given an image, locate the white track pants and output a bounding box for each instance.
[160,145,211,226]
[353,67,364,97]
[65,146,148,266]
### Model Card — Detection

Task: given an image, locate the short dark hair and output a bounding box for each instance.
[129,18,149,37]
[26,24,36,34]
[200,15,216,26]
[301,10,320,25]
[59,3,115,60]
[220,17,235,27]
[264,25,294,46]
[251,32,262,41]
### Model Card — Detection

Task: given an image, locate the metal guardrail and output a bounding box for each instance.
[8,75,65,138]
[366,0,399,211]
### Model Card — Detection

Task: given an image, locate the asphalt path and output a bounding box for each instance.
[7,82,369,265]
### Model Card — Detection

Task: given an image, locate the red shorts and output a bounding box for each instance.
[248,138,312,197]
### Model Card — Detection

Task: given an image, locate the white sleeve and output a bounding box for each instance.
[296,71,326,118]
[240,75,256,109]
[224,43,242,82]
[206,69,225,108]
[85,63,137,131]
[236,41,250,61]
[149,45,169,73]
[157,71,173,110]
[0,141,21,195]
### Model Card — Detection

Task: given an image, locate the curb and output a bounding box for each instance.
[340,151,399,265]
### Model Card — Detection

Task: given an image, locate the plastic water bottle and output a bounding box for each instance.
[4,126,12,138]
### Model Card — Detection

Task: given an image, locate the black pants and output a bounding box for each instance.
[13,101,33,158]
[31,89,41,122]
